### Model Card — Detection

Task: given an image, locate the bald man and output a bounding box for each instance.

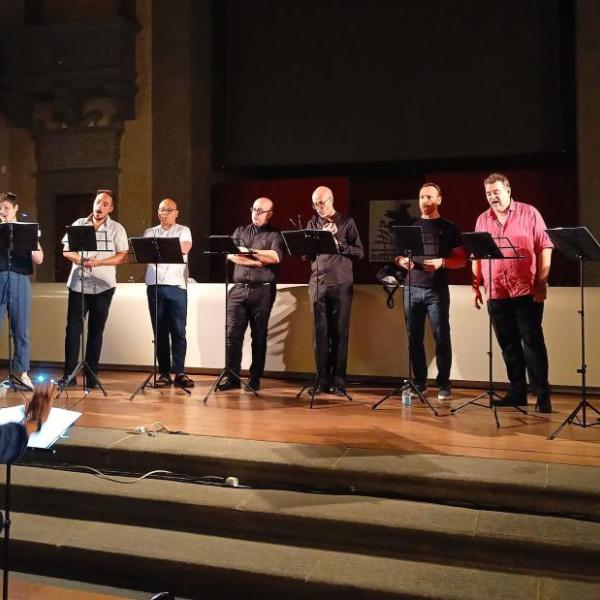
[143,198,194,388]
[307,186,364,395]
[217,197,285,392]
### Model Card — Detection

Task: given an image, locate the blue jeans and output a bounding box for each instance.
[147,285,188,374]
[0,271,31,373]
[404,286,451,388]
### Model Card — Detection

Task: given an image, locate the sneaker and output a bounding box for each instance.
[20,373,34,391]
[154,374,172,388]
[411,384,427,398]
[174,373,195,388]
[437,387,452,400]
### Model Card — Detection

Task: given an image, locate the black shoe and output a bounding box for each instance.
[493,392,528,408]
[56,376,77,389]
[308,382,327,396]
[246,377,260,391]
[331,385,348,396]
[85,379,98,390]
[535,394,552,414]
[216,378,241,391]
[154,374,172,388]
[174,373,195,388]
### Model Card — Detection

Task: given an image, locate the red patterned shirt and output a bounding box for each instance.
[475,201,553,299]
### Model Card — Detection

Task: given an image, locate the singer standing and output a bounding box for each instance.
[472,173,553,413]
[143,198,194,388]
[59,190,128,389]
[0,192,44,390]
[307,186,364,395]
[217,197,284,392]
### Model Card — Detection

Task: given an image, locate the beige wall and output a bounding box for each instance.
[5,283,599,390]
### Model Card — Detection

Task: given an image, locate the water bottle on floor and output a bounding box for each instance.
[402,386,412,406]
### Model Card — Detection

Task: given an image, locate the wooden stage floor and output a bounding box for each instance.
[5,371,600,467]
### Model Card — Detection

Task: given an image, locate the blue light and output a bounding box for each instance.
[35,374,47,383]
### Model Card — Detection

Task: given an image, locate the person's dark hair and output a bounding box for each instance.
[96,189,116,206]
[420,182,442,197]
[483,173,510,189]
[0,192,18,206]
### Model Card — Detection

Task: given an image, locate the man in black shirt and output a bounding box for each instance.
[307,186,364,395]
[395,183,465,400]
[217,197,284,392]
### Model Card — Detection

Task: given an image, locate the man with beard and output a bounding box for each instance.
[59,190,128,389]
[394,183,465,400]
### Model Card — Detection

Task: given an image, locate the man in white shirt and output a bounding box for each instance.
[143,198,194,388]
[59,190,128,389]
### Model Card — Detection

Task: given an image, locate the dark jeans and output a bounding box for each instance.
[308,283,353,386]
[404,286,451,388]
[64,287,115,378]
[147,285,188,375]
[226,284,276,378]
[488,295,550,396]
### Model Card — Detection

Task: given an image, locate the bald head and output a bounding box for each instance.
[312,186,335,219]
[157,197,179,227]
[251,197,274,227]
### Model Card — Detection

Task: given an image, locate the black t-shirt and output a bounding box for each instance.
[231,223,284,284]
[406,217,462,288]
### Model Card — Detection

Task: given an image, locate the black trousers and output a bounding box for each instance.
[488,294,550,396]
[309,283,353,386]
[225,284,276,378]
[64,288,115,378]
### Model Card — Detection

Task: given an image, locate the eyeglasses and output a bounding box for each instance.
[251,208,272,215]
[312,198,332,209]
[158,208,177,214]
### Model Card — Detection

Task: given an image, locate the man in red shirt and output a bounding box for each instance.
[472,173,553,413]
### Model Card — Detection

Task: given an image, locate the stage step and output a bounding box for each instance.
[21,427,600,520]
[4,465,600,582]
[8,512,600,600]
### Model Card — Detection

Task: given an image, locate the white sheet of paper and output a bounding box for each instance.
[0,405,81,450]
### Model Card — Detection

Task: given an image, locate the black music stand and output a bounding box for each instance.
[57,225,108,399]
[545,227,600,440]
[373,226,439,415]
[128,236,189,399]
[203,235,258,401]
[451,232,525,427]
[282,229,351,408]
[0,223,38,395]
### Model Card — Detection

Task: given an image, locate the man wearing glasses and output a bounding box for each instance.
[143,198,194,388]
[217,197,284,392]
[307,186,364,395]
[59,190,128,389]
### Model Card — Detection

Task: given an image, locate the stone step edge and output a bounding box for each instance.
[20,432,600,521]
[9,513,600,600]
[4,465,600,579]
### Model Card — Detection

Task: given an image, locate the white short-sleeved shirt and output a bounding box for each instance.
[63,216,129,294]
[143,223,192,288]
